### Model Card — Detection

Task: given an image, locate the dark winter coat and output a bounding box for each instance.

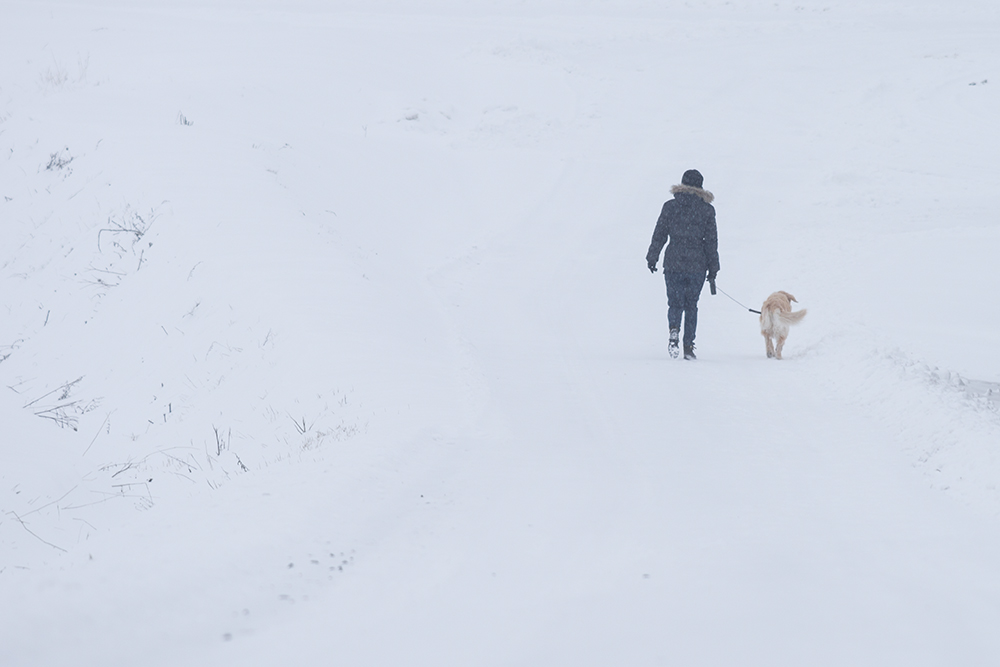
[645,184,720,276]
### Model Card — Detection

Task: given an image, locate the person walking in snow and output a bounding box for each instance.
[646,169,720,360]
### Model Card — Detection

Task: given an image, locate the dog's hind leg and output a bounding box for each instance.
[764,333,775,359]
[775,334,786,360]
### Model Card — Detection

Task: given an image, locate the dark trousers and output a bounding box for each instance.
[664,272,705,346]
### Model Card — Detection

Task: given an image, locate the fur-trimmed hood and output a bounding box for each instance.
[671,183,714,204]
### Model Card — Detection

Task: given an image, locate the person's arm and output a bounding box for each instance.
[646,203,670,272]
[705,207,720,279]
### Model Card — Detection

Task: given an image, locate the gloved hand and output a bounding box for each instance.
[707,271,717,295]
[648,261,657,273]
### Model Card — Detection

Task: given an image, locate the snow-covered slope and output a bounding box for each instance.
[2,1,999,665]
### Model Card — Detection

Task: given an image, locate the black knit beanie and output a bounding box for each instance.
[681,169,704,188]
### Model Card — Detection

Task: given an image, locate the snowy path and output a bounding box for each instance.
[179,160,1000,665]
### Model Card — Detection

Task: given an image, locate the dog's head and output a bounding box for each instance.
[777,291,797,303]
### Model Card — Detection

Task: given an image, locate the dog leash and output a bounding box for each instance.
[716,285,761,314]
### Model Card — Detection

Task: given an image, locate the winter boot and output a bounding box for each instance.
[683,344,697,361]
[668,328,680,359]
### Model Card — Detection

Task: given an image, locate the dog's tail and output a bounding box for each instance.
[779,308,807,325]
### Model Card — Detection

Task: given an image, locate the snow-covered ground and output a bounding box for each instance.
[2,0,1000,664]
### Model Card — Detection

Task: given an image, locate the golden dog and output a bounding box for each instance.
[759,291,806,359]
